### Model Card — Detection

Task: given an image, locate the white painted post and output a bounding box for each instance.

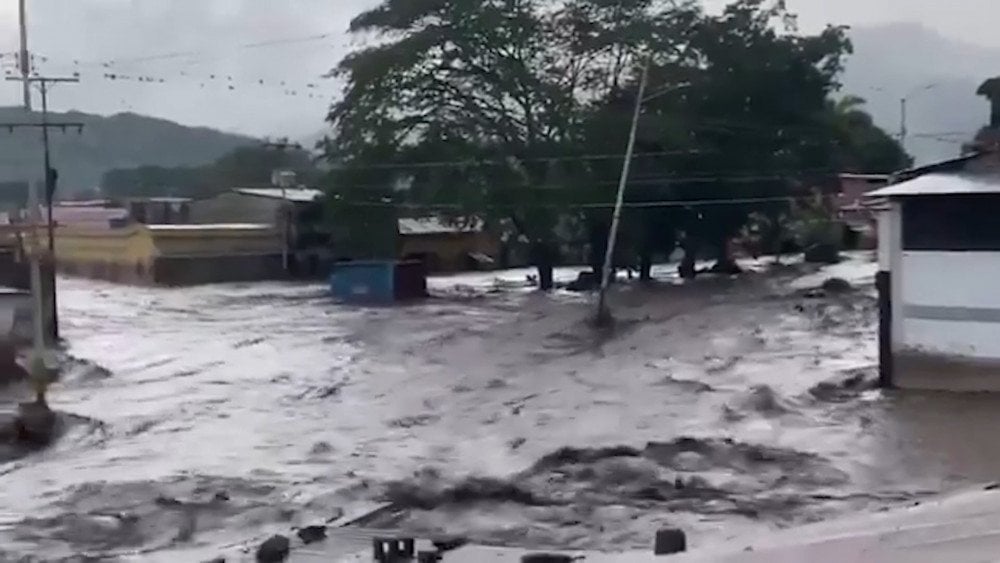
[877,212,891,273]
[888,201,904,353]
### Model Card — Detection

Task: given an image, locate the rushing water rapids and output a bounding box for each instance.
[3,258,1000,561]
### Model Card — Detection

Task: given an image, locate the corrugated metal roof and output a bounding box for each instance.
[398,217,483,235]
[839,173,890,182]
[54,200,114,207]
[233,187,324,203]
[867,173,1000,198]
[146,223,274,231]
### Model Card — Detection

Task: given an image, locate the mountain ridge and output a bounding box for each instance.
[0,106,256,194]
[840,22,993,164]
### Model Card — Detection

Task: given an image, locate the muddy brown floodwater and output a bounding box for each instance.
[3,256,1000,561]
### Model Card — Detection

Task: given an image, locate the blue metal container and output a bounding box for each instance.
[329,260,396,303]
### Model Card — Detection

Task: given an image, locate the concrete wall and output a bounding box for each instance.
[899,251,1000,361]
[0,290,31,344]
[148,226,281,257]
[55,225,158,272]
[886,197,1000,390]
[55,224,284,286]
[189,193,281,225]
[0,250,29,290]
[152,254,284,285]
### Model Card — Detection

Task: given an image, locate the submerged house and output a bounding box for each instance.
[190,187,331,277]
[870,151,1000,391]
[397,217,499,272]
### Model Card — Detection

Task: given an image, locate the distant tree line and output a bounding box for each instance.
[99,144,320,200]
[322,0,908,288]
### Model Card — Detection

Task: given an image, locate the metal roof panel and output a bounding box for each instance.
[867,174,1000,198]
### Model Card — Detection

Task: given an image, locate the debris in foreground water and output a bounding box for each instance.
[255,534,290,562]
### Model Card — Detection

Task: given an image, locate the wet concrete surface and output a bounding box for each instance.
[2,256,1000,560]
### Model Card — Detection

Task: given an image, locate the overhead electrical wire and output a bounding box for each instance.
[55,30,343,68]
[325,195,804,210]
[24,53,333,100]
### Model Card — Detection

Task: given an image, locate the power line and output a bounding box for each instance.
[46,31,342,69]
[325,171,840,193]
[25,54,332,100]
[328,195,799,210]
[327,150,717,171]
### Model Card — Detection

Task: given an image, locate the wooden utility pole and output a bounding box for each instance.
[18,0,31,111]
[2,76,84,342]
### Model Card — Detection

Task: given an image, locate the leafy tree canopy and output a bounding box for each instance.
[324,0,901,284]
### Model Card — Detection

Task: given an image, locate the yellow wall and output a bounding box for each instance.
[54,225,156,266]
[55,224,282,268]
[148,227,282,257]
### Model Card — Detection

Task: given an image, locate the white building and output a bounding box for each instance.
[871,160,1000,391]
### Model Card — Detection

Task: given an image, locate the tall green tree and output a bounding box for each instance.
[326,0,866,283]
[325,0,697,288]
[828,95,910,173]
[638,0,851,273]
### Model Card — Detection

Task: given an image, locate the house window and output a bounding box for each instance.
[903,195,1000,251]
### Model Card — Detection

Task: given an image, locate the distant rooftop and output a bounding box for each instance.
[398,217,484,236]
[51,206,129,227]
[867,173,1000,198]
[126,197,193,204]
[146,223,274,231]
[233,187,323,203]
[55,199,114,208]
[839,173,890,182]
[895,152,985,181]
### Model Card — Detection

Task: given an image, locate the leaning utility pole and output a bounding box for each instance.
[595,61,650,326]
[18,0,32,111]
[2,76,84,342]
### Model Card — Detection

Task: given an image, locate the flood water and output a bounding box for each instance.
[4,257,1000,561]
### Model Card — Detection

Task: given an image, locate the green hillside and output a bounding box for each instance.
[0,107,256,195]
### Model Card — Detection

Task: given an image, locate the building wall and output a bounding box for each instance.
[151,254,283,285]
[887,194,1000,390]
[54,224,284,285]
[898,251,1000,361]
[0,290,31,345]
[837,177,880,217]
[399,231,500,272]
[189,193,281,225]
[0,250,29,290]
[55,225,158,270]
[149,226,282,257]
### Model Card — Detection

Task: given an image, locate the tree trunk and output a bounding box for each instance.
[537,262,554,291]
[679,254,696,279]
[679,242,697,280]
[639,253,653,282]
[531,241,556,291]
[772,222,784,264]
[712,236,741,274]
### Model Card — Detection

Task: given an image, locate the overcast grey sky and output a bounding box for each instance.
[0,0,996,141]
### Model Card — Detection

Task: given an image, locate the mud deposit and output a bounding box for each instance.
[2,258,999,560]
